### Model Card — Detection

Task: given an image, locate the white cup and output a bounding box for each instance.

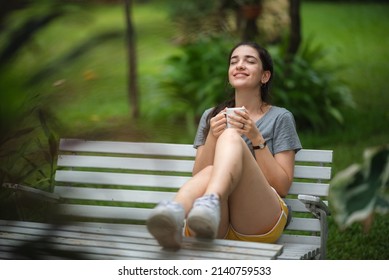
[225,107,245,128]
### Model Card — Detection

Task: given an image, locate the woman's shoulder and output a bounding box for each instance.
[197,107,215,127]
[203,107,214,114]
[200,107,214,119]
[268,106,293,118]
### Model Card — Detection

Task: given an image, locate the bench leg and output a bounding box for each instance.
[317,208,328,260]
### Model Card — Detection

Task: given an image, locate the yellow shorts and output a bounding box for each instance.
[184,189,289,244]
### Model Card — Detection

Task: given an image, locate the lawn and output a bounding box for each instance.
[301,2,389,259]
[5,1,389,259]
[301,2,389,172]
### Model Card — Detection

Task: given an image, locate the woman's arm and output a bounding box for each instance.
[192,110,227,175]
[233,109,296,197]
[254,147,295,197]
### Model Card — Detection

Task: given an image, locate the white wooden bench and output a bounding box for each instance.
[50,139,332,259]
[46,138,332,260]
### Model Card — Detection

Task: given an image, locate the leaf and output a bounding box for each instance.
[330,145,389,230]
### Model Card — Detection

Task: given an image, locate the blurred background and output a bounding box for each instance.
[0,0,388,259]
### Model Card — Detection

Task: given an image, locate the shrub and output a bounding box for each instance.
[330,144,389,232]
[152,36,233,134]
[271,38,355,131]
[154,36,354,133]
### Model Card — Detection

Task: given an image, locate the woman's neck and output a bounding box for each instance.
[234,89,265,114]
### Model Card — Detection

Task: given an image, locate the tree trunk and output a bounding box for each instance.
[287,0,301,58]
[124,0,139,118]
[241,4,262,41]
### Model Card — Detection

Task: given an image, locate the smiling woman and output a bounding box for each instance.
[146,41,302,249]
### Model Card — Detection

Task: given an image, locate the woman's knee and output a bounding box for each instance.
[218,129,244,146]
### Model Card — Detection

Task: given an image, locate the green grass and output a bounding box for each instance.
[7,1,389,259]
[301,2,389,170]
[301,2,389,259]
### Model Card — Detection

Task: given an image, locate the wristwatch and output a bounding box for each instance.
[253,141,267,150]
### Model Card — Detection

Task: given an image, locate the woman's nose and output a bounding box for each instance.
[236,62,246,70]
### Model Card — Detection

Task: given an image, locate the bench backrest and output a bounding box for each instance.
[54,139,332,241]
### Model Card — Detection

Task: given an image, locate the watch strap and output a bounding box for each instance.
[253,141,267,150]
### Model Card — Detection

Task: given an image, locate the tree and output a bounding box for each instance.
[123,0,139,118]
[287,0,302,58]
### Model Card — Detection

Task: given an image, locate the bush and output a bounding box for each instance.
[167,0,223,44]
[271,38,355,131]
[329,144,389,232]
[150,36,234,134]
[153,36,354,133]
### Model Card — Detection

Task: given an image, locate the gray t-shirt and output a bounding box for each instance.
[193,106,302,156]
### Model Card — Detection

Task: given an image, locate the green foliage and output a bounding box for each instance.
[168,0,217,18]
[0,1,113,191]
[152,36,234,134]
[166,0,223,43]
[155,35,354,132]
[0,3,61,191]
[330,145,389,231]
[0,67,58,192]
[271,38,355,131]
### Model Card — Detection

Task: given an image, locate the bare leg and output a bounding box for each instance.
[205,129,281,237]
[173,166,212,215]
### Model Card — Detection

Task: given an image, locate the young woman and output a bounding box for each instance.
[146,42,302,249]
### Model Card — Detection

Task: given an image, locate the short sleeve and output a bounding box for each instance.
[193,108,212,149]
[272,111,302,154]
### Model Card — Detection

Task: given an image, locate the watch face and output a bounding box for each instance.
[259,142,266,149]
[253,141,266,150]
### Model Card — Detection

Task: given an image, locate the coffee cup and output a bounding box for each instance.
[225,107,245,128]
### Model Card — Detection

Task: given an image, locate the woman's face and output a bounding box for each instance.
[228,45,269,90]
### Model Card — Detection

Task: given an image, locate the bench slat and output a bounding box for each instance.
[58,155,331,180]
[58,204,321,232]
[295,149,332,163]
[294,165,331,180]
[56,186,325,214]
[55,180,330,200]
[59,139,332,163]
[58,204,151,220]
[55,168,330,189]
[55,186,176,203]
[288,182,329,196]
[57,155,195,173]
[60,139,196,157]
[56,170,329,196]
[277,234,320,246]
[55,170,189,189]
[285,217,320,232]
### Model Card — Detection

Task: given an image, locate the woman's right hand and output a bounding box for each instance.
[209,108,227,138]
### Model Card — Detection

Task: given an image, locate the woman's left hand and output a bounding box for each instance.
[231,108,261,141]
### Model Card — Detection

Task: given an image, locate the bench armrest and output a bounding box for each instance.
[1,183,60,203]
[298,194,330,217]
[298,194,330,260]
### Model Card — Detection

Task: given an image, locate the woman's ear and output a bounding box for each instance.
[261,70,271,84]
